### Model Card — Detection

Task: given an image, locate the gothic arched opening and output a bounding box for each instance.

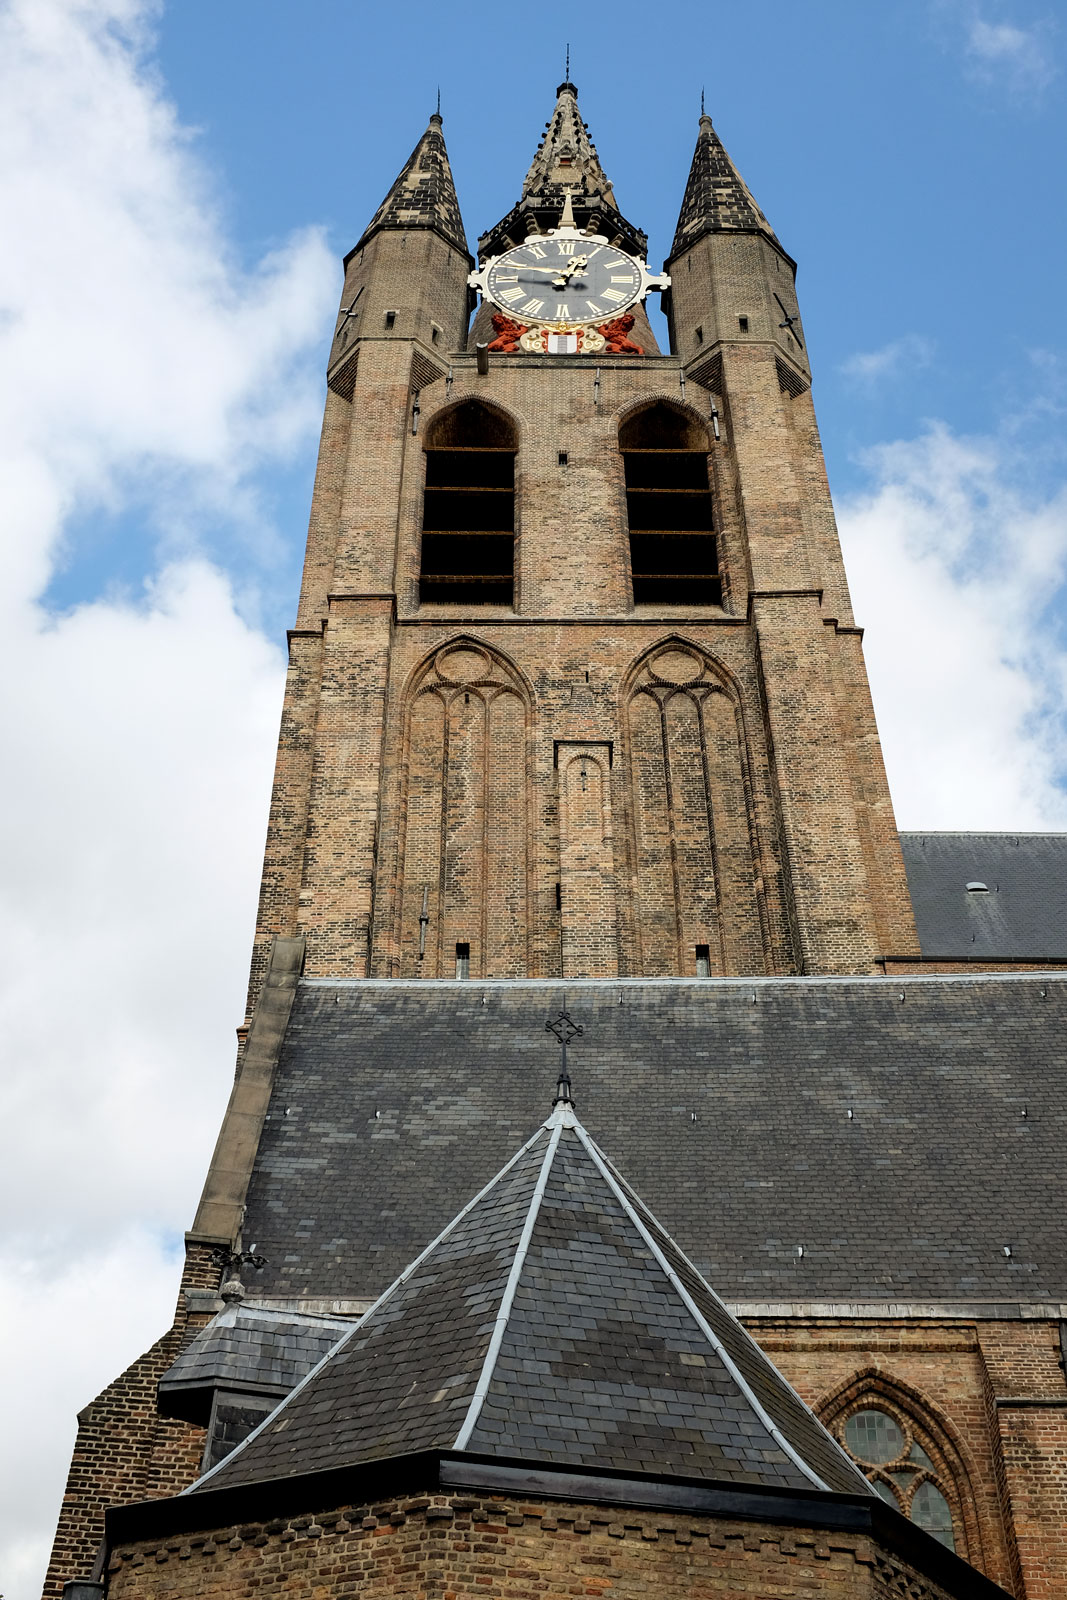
[420,400,517,605]
[818,1371,988,1567]
[619,402,718,605]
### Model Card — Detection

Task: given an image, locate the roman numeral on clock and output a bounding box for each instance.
[498,288,524,304]
[557,239,576,255]
[528,243,547,259]
[602,288,628,303]
[522,298,545,315]
[557,303,572,321]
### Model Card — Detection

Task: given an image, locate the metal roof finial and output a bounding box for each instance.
[547,995,582,1108]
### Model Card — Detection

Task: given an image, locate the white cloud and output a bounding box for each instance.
[840,334,934,385]
[0,2,335,1595]
[839,423,1067,828]
[963,15,1056,94]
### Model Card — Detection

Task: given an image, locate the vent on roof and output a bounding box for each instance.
[966,881,989,893]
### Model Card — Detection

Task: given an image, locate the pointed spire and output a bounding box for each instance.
[192,1110,872,1501]
[354,111,468,258]
[478,82,646,261]
[670,110,781,260]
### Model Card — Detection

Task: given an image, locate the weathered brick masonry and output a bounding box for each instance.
[105,1491,975,1600]
[43,87,1067,1600]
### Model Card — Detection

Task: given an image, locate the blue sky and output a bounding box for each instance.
[1,2,1065,1595]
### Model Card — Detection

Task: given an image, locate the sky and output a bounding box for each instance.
[1,0,1065,1594]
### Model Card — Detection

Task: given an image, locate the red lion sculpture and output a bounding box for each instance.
[597,313,644,355]
[487,313,528,353]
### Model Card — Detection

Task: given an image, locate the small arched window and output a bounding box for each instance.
[420,401,516,605]
[619,403,718,605]
[838,1404,957,1550]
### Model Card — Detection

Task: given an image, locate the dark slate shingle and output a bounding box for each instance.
[241,976,1067,1306]
[900,832,1067,958]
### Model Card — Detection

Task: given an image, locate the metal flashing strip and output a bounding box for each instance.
[572,1121,835,1496]
[453,1114,566,1449]
[299,970,1067,991]
[732,1301,1067,1321]
[187,1120,553,1493]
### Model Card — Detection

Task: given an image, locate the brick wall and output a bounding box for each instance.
[106,1489,968,1600]
[239,217,921,1015]
[42,1243,219,1599]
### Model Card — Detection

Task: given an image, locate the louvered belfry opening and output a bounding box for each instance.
[621,402,719,605]
[420,401,516,604]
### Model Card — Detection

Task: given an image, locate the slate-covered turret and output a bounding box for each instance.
[354,110,468,257]
[671,111,781,256]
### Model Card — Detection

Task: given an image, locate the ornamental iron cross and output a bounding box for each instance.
[546,1000,583,1107]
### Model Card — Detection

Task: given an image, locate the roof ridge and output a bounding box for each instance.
[188,1120,552,1495]
[572,1121,832,1494]
[453,1116,566,1448]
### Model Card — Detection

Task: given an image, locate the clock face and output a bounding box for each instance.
[485,237,643,325]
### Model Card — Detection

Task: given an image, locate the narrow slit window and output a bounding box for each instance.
[385,310,397,329]
[455,942,470,980]
[558,450,568,467]
[619,402,720,606]
[420,401,517,606]
[738,315,749,333]
[695,944,711,978]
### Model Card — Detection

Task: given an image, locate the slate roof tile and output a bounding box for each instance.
[241,976,1067,1306]
[194,1109,869,1502]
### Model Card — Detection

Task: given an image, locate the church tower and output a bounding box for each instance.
[247,81,917,1011]
[47,86,1067,1600]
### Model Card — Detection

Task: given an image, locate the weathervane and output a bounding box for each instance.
[546,996,583,1107]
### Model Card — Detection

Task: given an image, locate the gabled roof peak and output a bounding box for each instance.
[192,1108,871,1503]
[354,112,468,259]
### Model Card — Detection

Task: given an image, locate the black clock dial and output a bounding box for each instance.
[485,238,643,325]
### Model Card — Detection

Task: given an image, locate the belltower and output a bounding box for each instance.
[54,91,1067,1600]
[247,85,916,1002]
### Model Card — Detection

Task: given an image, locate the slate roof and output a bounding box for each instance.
[901,832,1067,959]
[354,113,467,257]
[240,975,1067,1307]
[478,81,646,262]
[158,1305,350,1411]
[193,1106,871,1498]
[670,114,781,259]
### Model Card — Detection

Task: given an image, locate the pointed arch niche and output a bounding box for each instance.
[395,639,531,978]
[624,640,769,976]
[817,1370,988,1569]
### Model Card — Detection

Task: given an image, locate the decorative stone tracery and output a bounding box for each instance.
[624,641,769,976]
[395,640,531,979]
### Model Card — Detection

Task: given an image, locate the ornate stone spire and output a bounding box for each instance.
[478,82,646,261]
[670,112,781,260]
[354,111,468,257]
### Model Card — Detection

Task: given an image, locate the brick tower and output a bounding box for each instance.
[243,84,917,1010]
[46,85,1067,1600]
